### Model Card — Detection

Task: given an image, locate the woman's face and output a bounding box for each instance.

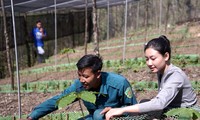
[145,48,169,74]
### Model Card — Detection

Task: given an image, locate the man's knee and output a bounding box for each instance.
[93,109,104,120]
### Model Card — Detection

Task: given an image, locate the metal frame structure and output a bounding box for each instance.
[1,0,140,118]
[2,0,137,13]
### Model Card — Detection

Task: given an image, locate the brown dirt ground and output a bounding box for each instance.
[0,22,200,118]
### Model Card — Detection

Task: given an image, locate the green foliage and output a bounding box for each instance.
[123,58,146,71]
[40,113,65,120]
[56,91,97,109]
[104,58,146,74]
[60,48,75,54]
[147,81,158,89]
[165,108,200,120]
[172,54,200,68]
[21,82,28,90]
[105,60,111,68]
[17,54,199,76]
[79,91,96,104]
[133,81,146,91]
[133,81,158,91]
[57,92,77,109]
[0,80,199,93]
[0,112,89,120]
[18,63,76,75]
[0,80,73,93]
[191,81,200,93]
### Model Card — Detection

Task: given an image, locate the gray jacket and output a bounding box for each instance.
[138,64,197,113]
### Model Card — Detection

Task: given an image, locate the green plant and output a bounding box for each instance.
[56,91,98,109]
[134,81,146,91]
[165,108,200,120]
[105,60,111,68]
[172,54,200,68]
[60,48,75,64]
[147,81,158,89]
[60,48,75,54]
[56,91,98,119]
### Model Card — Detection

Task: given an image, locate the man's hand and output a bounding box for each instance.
[100,107,112,115]
[27,117,32,120]
[105,108,124,120]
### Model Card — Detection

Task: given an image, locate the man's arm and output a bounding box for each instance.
[42,28,47,38]
[28,80,81,120]
[28,95,60,120]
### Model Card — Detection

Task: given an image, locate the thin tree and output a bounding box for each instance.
[1,0,14,90]
[92,0,99,56]
[172,0,177,24]
[23,14,32,67]
[144,0,149,42]
[159,0,162,34]
[165,0,171,33]
[84,0,88,55]
[136,1,140,30]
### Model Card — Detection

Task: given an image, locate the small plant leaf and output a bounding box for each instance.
[178,110,192,120]
[192,109,200,119]
[56,92,77,109]
[165,108,200,120]
[79,91,96,104]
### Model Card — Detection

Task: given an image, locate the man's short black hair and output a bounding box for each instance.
[76,54,103,73]
[36,20,41,24]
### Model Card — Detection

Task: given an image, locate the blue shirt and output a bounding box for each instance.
[32,27,46,47]
[29,72,137,119]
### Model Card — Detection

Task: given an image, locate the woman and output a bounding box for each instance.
[105,35,197,120]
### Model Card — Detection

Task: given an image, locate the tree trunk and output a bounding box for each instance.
[145,0,149,42]
[136,1,140,30]
[159,0,162,34]
[165,0,171,33]
[23,14,32,67]
[92,0,99,56]
[186,0,192,20]
[84,0,88,55]
[1,0,14,90]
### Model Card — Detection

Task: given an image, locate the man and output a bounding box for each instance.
[32,20,46,63]
[27,54,137,120]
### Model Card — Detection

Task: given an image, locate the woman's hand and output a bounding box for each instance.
[100,107,112,115]
[105,108,124,120]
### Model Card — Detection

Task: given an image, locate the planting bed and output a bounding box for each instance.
[0,65,199,119]
[0,23,200,119]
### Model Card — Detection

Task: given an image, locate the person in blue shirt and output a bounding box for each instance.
[32,20,47,63]
[27,54,137,120]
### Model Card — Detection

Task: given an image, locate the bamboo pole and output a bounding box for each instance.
[10,0,22,118]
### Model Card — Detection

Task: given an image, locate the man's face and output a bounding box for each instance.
[78,67,101,90]
[36,22,42,28]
